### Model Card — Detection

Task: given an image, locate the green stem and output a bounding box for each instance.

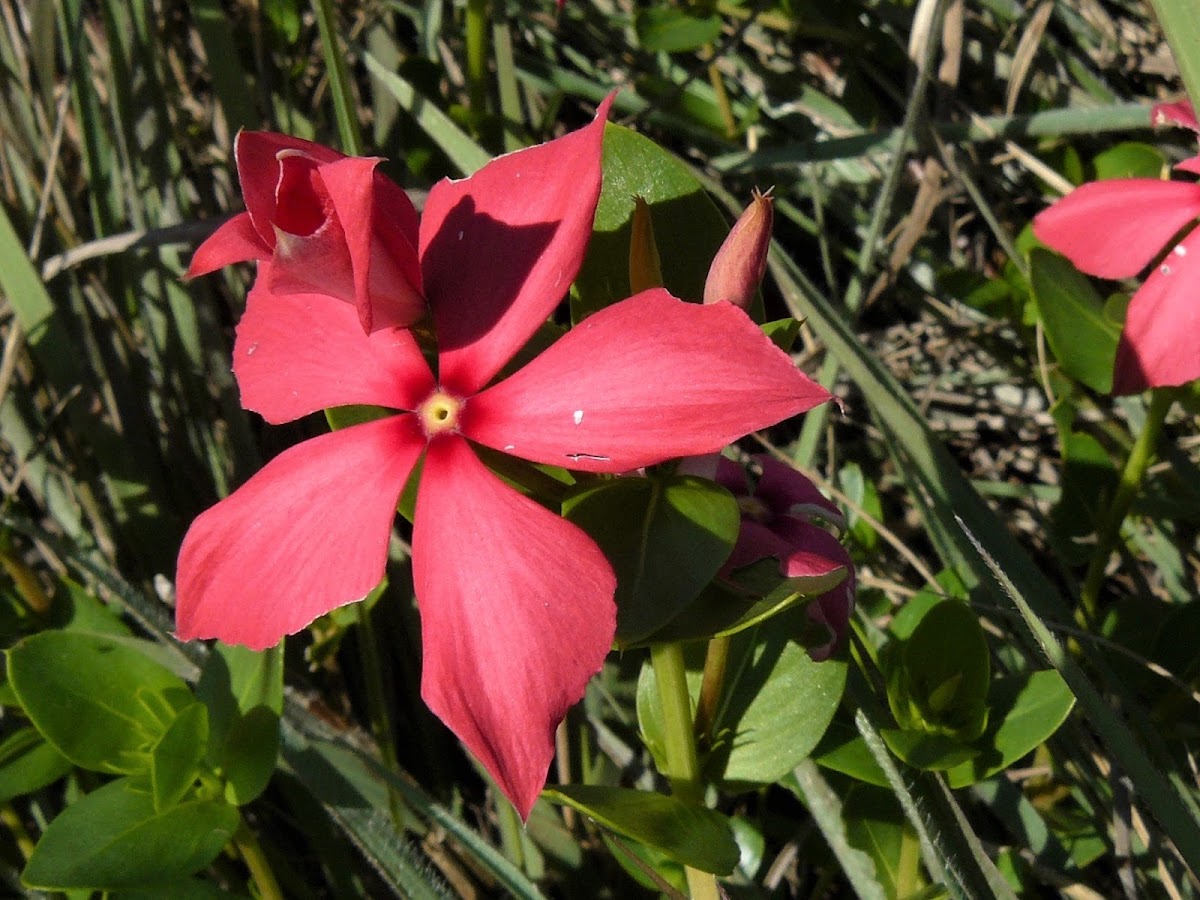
[1147,0,1200,107]
[234,816,284,900]
[465,0,490,128]
[693,635,731,749]
[650,643,719,900]
[1078,389,1175,622]
[311,0,364,155]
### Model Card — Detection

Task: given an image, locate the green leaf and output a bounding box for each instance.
[635,7,723,52]
[22,778,239,891]
[945,670,1075,788]
[880,730,980,772]
[886,601,990,741]
[639,565,847,646]
[573,124,731,321]
[1050,431,1117,565]
[7,631,192,774]
[48,579,131,636]
[564,474,740,646]
[0,727,73,803]
[638,605,847,785]
[1092,141,1166,180]
[1029,247,1120,394]
[762,317,802,352]
[150,703,209,811]
[545,784,739,875]
[222,705,280,806]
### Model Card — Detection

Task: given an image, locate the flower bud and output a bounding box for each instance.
[628,195,664,293]
[703,188,774,310]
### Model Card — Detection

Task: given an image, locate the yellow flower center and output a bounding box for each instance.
[418,390,465,437]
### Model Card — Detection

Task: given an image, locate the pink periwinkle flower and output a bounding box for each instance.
[1033,99,1200,394]
[176,97,833,817]
[188,131,425,334]
[715,455,854,661]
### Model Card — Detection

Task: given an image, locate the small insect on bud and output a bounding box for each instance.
[628,195,665,293]
[703,187,774,310]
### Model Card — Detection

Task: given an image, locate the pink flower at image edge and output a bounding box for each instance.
[177,96,833,818]
[1033,99,1200,395]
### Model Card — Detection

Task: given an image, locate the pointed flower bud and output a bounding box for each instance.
[628,195,664,293]
[703,188,774,310]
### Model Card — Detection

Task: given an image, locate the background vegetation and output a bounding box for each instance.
[2,0,1200,896]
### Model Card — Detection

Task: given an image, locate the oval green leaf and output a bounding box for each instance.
[22,777,240,890]
[564,474,740,646]
[545,784,739,875]
[0,726,73,803]
[7,631,192,774]
[151,703,209,811]
[573,124,731,322]
[222,705,280,806]
[1029,247,1120,394]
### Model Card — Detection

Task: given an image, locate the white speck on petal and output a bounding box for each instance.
[1176,244,1188,257]
[573,409,584,425]
[1161,264,1172,276]
[458,231,464,240]
[246,342,258,355]
[504,444,515,451]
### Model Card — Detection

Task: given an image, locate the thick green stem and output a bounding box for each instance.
[1079,389,1175,622]
[650,643,719,900]
[1148,0,1200,107]
[465,0,490,127]
[234,816,284,900]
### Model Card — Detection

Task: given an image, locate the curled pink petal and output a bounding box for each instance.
[420,94,615,395]
[464,289,831,473]
[1153,99,1200,134]
[317,157,425,332]
[235,131,344,246]
[1178,157,1200,177]
[1112,226,1200,393]
[1033,179,1200,279]
[186,212,268,278]
[234,271,435,423]
[176,415,425,650]
[413,436,616,818]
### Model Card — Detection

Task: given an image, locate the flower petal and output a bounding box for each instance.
[1154,99,1200,133]
[234,269,435,423]
[186,212,269,278]
[420,95,614,395]
[314,157,425,332]
[1112,226,1200,393]
[412,436,616,818]
[464,290,832,473]
[1033,179,1200,279]
[235,131,344,246]
[751,455,843,528]
[176,415,425,650]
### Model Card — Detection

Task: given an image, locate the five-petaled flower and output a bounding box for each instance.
[715,455,854,661]
[177,97,833,817]
[1033,99,1200,395]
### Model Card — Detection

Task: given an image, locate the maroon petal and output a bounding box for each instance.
[176,415,425,650]
[464,290,831,472]
[751,455,844,528]
[412,436,616,818]
[420,95,614,395]
[234,271,435,424]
